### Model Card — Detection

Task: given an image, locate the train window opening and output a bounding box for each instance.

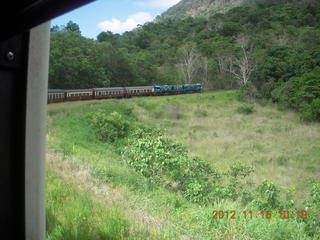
[42,1,320,240]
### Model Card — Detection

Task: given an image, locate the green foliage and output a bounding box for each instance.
[251,180,294,210]
[90,111,131,142]
[124,127,258,205]
[269,66,320,121]
[123,128,220,203]
[304,180,320,237]
[236,104,255,114]
[218,22,243,37]
[210,162,254,202]
[229,162,254,179]
[64,21,81,33]
[97,31,120,46]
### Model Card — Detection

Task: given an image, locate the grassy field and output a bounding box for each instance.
[46,90,320,240]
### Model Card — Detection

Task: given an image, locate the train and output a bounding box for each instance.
[47,83,202,103]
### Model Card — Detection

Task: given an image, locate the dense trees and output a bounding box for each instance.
[49,0,320,119]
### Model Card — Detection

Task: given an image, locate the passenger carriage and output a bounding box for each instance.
[125,86,154,97]
[93,87,125,99]
[47,89,65,103]
[65,89,93,101]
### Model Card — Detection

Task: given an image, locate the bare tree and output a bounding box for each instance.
[227,36,255,85]
[201,57,209,86]
[179,44,201,84]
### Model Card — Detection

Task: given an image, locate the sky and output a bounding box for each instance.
[52,0,180,39]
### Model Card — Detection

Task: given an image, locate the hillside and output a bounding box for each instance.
[158,0,245,19]
[46,91,320,239]
[50,0,320,121]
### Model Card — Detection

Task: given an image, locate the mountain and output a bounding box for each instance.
[158,0,245,20]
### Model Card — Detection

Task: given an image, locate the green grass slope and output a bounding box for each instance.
[46,90,320,240]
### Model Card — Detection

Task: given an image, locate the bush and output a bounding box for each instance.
[210,162,254,202]
[251,180,294,210]
[304,180,320,237]
[91,110,131,142]
[237,81,259,102]
[300,98,320,121]
[229,162,254,179]
[236,104,255,114]
[269,66,320,121]
[123,128,220,203]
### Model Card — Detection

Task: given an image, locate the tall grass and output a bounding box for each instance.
[46,170,132,240]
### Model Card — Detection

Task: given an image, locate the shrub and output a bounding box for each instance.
[229,162,254,179]
[300,98,320,121]
[237,81,259,102]
[91,110,131,142]
[304,180,320,237]
[208,162,255,202]
[251,180,293,210]
[236,104,255,114]
[269,66,320,121]
[123,128,220,203]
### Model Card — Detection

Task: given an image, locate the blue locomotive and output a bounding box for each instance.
[153,83,202,94]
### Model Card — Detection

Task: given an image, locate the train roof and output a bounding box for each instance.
[125,86,153,89]
[93,87,125,90]
[65,89,93,92]
[94,86,153,90]
[48,89,65,93]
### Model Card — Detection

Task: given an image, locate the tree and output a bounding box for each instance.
[97,31,120,45]
[227,36,255,85]
[50,25,60,33]
[64,21,81,33]
[179,44,201,84]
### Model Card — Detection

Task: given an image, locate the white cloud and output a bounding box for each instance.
[98,12,154,33]
[135,0,180,9]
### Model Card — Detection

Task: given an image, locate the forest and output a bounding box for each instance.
[49,0,320,120]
